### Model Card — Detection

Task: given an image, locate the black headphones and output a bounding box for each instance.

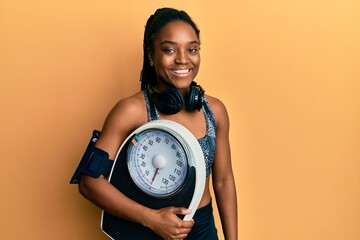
[148,81,205,115]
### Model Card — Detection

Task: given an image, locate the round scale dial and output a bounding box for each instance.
[127,129,189,198]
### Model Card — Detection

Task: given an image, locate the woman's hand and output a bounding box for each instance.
[144,206,195,240]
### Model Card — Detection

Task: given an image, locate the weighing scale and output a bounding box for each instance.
[101,119,206,239]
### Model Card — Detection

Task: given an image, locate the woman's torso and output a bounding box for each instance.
[143,89,217,208]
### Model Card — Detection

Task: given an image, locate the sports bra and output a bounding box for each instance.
[144,89,217,176]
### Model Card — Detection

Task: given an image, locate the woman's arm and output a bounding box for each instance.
[78,95,194,239]
[210,97,238,240]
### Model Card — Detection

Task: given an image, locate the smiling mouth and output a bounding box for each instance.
[171,69,192,74]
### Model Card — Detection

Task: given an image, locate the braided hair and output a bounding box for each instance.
[140,8,200,90]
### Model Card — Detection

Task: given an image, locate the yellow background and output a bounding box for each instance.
[1,0,359,239]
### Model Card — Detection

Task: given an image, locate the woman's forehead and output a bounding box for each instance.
[155,21,199,44]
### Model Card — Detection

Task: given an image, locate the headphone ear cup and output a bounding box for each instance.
[186,85,204,112]
[157,87,185,114]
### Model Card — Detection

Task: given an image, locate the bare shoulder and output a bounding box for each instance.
[96,91,148,158]
[106,91,147,126]
[205,94,229,127]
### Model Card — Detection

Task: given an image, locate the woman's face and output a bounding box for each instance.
[149,20,200,93]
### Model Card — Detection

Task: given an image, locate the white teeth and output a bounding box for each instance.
[173,69,190,74]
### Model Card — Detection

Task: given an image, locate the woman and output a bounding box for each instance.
[78,8,237,240]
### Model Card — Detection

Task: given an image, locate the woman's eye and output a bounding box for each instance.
[163,48,175,53]
[188,48,198,54]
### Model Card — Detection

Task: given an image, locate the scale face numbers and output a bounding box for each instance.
[127,128,189,198]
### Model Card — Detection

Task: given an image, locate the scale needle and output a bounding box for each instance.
[151,168,159,184]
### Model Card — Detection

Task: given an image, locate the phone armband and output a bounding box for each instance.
[70,130,113,184]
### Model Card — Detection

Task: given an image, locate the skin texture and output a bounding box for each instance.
[79,20,238,240]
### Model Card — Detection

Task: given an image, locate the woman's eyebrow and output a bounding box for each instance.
[160,40,200,45]
[160,40,176,45]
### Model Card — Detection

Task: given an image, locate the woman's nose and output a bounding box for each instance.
[174,51,189,64]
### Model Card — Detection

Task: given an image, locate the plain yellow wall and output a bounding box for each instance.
[1,0,359,239]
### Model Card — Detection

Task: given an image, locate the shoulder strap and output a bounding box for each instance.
[144,89,160,121]
[202,97,217,134]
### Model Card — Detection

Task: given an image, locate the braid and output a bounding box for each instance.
[140,8,200,90]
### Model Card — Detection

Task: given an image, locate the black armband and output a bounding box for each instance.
[70,130,113,184]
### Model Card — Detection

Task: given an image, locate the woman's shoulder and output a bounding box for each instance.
[96,91,148,157]
[110,91,145,115]
[204,94,229,126]
[103,91,147,133]
[204,94,227,114]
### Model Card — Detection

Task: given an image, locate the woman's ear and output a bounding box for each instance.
[147,49,154,65]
